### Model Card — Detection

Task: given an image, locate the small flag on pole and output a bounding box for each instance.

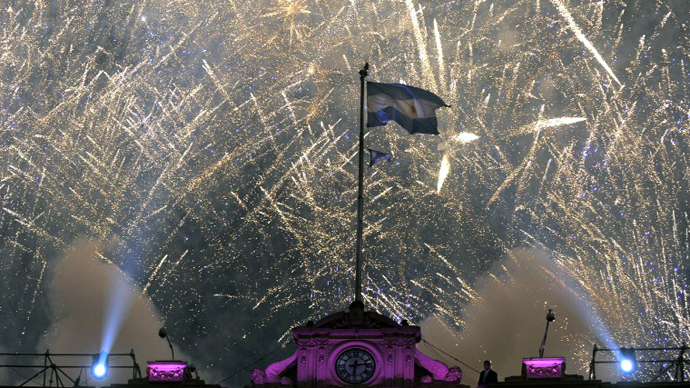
[367,82,449,135]
[367,148,390,167]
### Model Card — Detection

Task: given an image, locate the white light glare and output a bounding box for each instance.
[93,363,107,378]
[454,132,479,143]
[620,359,634,373]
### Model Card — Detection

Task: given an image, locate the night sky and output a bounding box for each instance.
[1,0,689,386]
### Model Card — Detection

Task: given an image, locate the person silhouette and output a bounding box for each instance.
[478,360,498,386]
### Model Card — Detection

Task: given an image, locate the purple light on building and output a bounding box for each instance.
[148,361,188,382]
[522,357,565,379]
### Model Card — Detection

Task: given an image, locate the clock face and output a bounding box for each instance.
[335,348,376,384]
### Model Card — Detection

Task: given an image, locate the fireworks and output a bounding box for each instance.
[437,155,450,193]
[454,133,480,143]
[1,0,689,383]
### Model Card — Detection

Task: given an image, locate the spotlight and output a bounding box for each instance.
[92,351,109,380]
[619,347,636,373]
[93,363,107,378]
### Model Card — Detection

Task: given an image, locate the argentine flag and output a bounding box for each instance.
[367,82,449,135]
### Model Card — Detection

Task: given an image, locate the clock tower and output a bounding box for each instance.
[249,301,466,388]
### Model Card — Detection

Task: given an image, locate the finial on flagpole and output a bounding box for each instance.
[360,63,369,79]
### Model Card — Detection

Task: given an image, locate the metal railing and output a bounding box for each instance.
[588,343,689,382]
[0,350,142,387]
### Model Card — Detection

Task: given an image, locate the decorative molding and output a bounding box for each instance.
[298,338,330,348]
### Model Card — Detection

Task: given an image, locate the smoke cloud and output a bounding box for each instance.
[35,239,207,384]
[419,249,619,385]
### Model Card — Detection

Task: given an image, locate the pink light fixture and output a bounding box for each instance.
[148,361,188,382]
[522,357,565,379]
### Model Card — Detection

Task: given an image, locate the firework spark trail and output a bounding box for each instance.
[437,155,450,193]
[405,0,437,91]
[550,0,622,87]
[21,259,46,339]
[488,115,587,207]
[0,0,689,382]
[142,255,168,295]
[433,19,447,93]
[538,117,587,128]
[454,133,479,143]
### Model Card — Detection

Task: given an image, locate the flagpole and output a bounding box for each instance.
[355,63,368,303]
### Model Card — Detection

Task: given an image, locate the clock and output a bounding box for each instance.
[335,348,376,384]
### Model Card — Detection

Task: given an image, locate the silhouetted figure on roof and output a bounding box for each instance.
[478,360,498,386]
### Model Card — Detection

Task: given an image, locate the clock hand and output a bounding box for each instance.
[349,360,359,374]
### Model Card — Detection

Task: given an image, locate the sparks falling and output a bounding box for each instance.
[0,0,688,383]
[437,155,451,193]
[539,117,587,128]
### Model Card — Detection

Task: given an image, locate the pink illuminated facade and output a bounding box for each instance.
[249,302,466,388]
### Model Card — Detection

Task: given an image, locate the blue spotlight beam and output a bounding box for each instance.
[101,274,138,361]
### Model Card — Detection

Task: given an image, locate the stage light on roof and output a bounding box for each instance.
[618,348,636,374]
[92,352,109,380]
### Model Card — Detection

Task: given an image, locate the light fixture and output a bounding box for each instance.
[619,347,636,373]
[147,361,189,382]
[92,351,109,380]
